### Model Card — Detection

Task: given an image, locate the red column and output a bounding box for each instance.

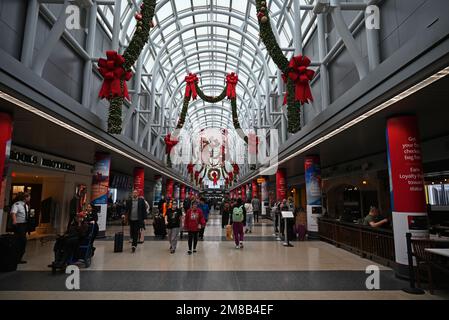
[252,180,258,198]
[133,167,144,197]
[180,184,186,201]
[386,115,428,271]
[0,114,13,223]
[241,185,246,201]
[166,178,174,200]
[276,169,287,202]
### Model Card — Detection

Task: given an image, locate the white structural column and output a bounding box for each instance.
[317,13,330,110]
[32,0,70,76]
[112,0,122,51]
[82,1,98,108]
[21,0,39,68]
[330,0,368,79]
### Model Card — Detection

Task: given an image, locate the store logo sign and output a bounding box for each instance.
[10,150,76,172]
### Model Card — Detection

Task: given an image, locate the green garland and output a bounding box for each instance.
[195,84,227,103]
[255,0,301,133]
[107,0,157,134]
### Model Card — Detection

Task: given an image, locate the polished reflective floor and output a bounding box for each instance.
[0,211,447,300]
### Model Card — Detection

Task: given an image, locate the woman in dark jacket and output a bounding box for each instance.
[221,201,232,228]
[165,201,183,254]
[85,203,99,249]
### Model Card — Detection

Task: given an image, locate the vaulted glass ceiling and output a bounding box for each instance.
[97,0,314,159]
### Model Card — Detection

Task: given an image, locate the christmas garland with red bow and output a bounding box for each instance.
[98,0,156,134]
[255,0,315,133]
[173,72,244,138]
[164,133,178,167]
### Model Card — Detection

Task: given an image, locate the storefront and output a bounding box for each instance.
[1,146,92,235]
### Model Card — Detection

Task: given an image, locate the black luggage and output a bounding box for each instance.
[0,234,19,272]
[153,215,166,238]
[114,221,124,252]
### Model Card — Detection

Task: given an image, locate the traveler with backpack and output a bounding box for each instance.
[232,198,246,249]
[184,201,206,255]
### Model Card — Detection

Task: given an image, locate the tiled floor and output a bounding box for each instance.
[1,212,447,300]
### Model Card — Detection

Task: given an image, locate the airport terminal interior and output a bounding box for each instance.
[1,0,449,300]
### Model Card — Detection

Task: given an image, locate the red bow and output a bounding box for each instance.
[98,51,132,101]
[228,172,234,181]
[232,163,239,175]
[226,73,238,99]
[212,172,218,186]
[185,73,198,100]
[164,133,179,155]
[282,55,315,105]
[187,163,194,174]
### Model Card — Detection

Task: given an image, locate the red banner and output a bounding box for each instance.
[133,167,144,197]
[386,116,426,213]
[252,180,258,199]
[0,113,13,206]
[166,179,174,200]
[276,169,287,202]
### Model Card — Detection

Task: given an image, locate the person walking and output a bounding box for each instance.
[198,197,210,240]
[122,189,147,253]
[165,201,182,253]
[244,199,254,233]
[184,201,206,255]
[232,198,246,249]
[251,196,261,223]
[221,201,231,229]
[10,192,31,264]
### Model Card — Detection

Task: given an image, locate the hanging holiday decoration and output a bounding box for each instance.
[255,0,314,133]
[232,163,240,176]
[207,168,221,186]
[164,133,178,168]
[98,0,157,134]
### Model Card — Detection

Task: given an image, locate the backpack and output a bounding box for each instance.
[232,206,244,222]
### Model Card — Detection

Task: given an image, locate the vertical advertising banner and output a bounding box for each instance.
[180,185,186,201]
[166,179,174,200]
[0,113,12,232]
[252,180,258,198]
[133,167,145,197]
[91,153,111,233]
[261,178,268,203]
[153,175,162,203]
[276,169,287,201]
[304,155,322,234]
[174,183,180,201]
[386,115,428,268]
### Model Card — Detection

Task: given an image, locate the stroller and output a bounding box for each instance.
[153,213,167,239]
[51,224,95,273]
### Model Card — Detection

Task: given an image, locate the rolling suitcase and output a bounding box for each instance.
[114,222,124,252]
[153,215,167,238]
[0,234,19,272]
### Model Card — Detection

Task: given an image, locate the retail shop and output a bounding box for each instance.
[1,146,92,235]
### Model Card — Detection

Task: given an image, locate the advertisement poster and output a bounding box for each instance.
[180,184,186,201]
[153,175,162,203]
[386,116,428,267]
[166,179,174,199]
[0,114,12,232]
[91,153,111,233]
[133,167,145,197]
[304,156,322,206]
[276,169,287,201]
